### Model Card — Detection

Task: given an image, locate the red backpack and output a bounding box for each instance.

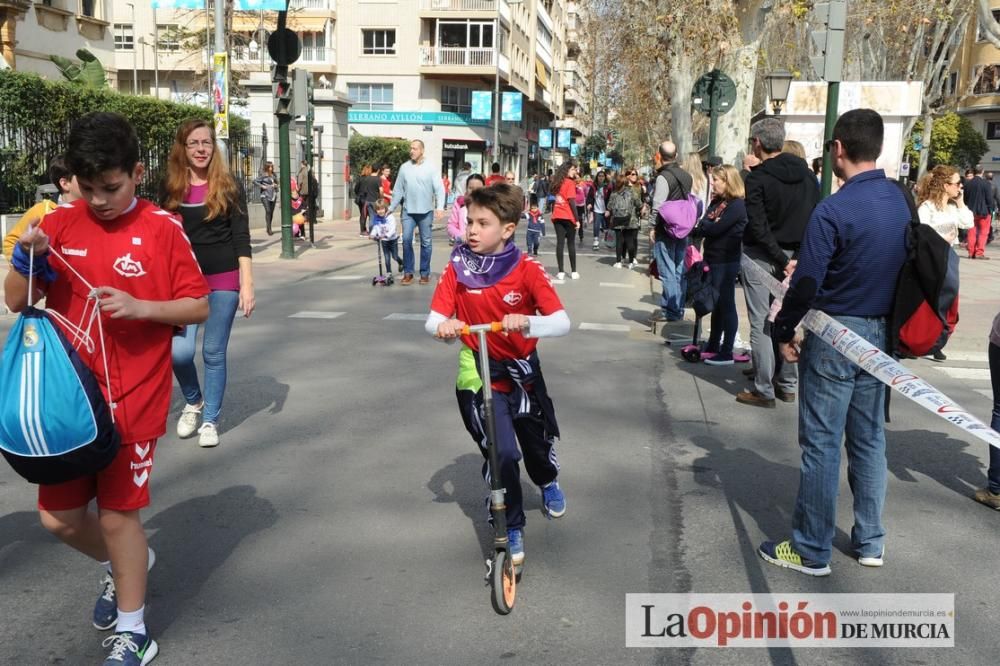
[890,182,960,357]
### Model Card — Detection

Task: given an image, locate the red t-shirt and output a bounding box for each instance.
[486,174,506,187]
[553,179,578,222]
[430,254,564,361]
[43,199,210,442]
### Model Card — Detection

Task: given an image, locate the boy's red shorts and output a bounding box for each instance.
[37,439,157,512]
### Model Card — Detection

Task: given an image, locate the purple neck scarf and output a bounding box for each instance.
[450,241,522,289]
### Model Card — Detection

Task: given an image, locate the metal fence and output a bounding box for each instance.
[0,112,265,213]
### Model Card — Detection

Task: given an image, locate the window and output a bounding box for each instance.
[302,31,327,61]
[979,10,1000,42]
[80,0,96,17]
[157,25,180,52]
[114,24,134,51]
[973,64,1000,95]
[348,83,393,111]
[987,122,1000,141]
[536,21,552,51]
[439,21,493,49]
[440,85,472,114]
[362,29,396,55]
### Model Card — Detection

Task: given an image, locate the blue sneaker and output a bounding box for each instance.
[94,549,156,631]
[758,540,831,577]
[93,573,118,630]
[541,480,566,518]
[101,631,158,665]
[507,528,524,566]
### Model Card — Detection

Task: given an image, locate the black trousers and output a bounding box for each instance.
[553,219,577,273]
[456,387,559,530]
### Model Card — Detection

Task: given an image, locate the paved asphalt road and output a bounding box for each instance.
[0,218,998,665]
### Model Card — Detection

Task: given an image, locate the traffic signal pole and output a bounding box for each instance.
[275,10,295,259]
[812,0,846,198]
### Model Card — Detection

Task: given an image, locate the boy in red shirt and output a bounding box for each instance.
[426,183,571,566]
[4,112,209,665]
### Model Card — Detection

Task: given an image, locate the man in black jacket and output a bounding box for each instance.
[963,166,993,259]
[737,118,821,408]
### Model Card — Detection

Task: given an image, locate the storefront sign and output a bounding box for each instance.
[443,140,487,151]
[348,110,490,127]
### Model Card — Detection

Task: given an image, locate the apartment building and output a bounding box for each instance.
[956,0,1000,170]
[2,1,115,79]
[336,0,577,180]
[5,0,587,181]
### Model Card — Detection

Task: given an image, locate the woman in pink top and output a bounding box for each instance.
[159,118,255,448]
[446,173,485,244]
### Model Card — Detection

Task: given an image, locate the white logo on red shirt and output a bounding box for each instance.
[60,246,88,257]
[503,290,523,306]
[113,253,147,278]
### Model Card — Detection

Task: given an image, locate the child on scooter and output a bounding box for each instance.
[369,198,401,273]
[426,183,571,567]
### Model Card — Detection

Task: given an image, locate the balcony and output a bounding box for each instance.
[290,0,335,8]
[419,45,496,74]
[420,0,495,9]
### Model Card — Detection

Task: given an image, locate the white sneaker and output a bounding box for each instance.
[592,241,599,249]
[198,422,219,448]
[176,403,203,439]
[613,262,622,268]
[630,260,637,268]
[571,272,580,280]
[858,549,884,567]
[556,272,566,280]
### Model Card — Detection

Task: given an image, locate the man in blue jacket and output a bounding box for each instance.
[758,109,910,577]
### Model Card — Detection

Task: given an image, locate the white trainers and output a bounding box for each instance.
[630,260,637,268]
[198,422,219,448]
[556,272,566,280]
[176,403,203,439]
[613,262,622,268]
[592,241,599,250]
[858,549,884,567]
[570,272,580,280]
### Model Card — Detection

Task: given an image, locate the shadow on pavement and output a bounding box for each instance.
[0,510,50,563]
[216,375,290,433]
[145,485,278,634]
[428,453,504,560]
[885,428,985,499]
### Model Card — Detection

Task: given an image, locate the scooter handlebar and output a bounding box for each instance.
[462,322,504,334]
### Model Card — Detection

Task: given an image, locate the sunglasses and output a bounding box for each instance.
[627,172,638,176]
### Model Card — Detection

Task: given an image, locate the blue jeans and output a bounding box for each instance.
[988,342,1000,493]
[792,316,888,564]
[380,239,400,271]
[172,290,240,425]
[402,211,434,277]
[705,260,740,354]
[593,211,607,238]
[653,236,688,320]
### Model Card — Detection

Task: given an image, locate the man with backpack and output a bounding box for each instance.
[757,109,910,577]
[737,118,820,408]
[649,141,694,322]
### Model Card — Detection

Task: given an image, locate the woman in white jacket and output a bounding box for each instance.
[916,165,973,245]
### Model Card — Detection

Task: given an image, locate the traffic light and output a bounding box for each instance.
[810,0,846,82]
[271,64,293,117]
[293,68,309,118]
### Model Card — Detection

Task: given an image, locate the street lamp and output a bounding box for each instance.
[765,69,793,115]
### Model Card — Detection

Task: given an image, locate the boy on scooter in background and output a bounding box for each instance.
[425,183,571,567]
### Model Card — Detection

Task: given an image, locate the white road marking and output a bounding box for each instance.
[325,275,365,281]
[599,282,635,288]
[384,313,426,321]
[933,366,991,381]
[933,351,988,363]
[289,311,346,320]
[579,323,631,332]
[552,279,566,285]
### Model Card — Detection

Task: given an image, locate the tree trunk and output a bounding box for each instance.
[715,44,758,165]
[918,111,933,176]
[669,49,695,153]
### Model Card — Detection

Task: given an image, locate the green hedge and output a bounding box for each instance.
[348,135,411,180]
[0,70,248,211]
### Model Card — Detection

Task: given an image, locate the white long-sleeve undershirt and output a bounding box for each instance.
[424,309,571,343]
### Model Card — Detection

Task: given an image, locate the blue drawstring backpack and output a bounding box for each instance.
[0,305,120,485]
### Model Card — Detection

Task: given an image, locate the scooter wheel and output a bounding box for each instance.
[371,278,378,286]
[490,550,516,615]
[682,348,701,362]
